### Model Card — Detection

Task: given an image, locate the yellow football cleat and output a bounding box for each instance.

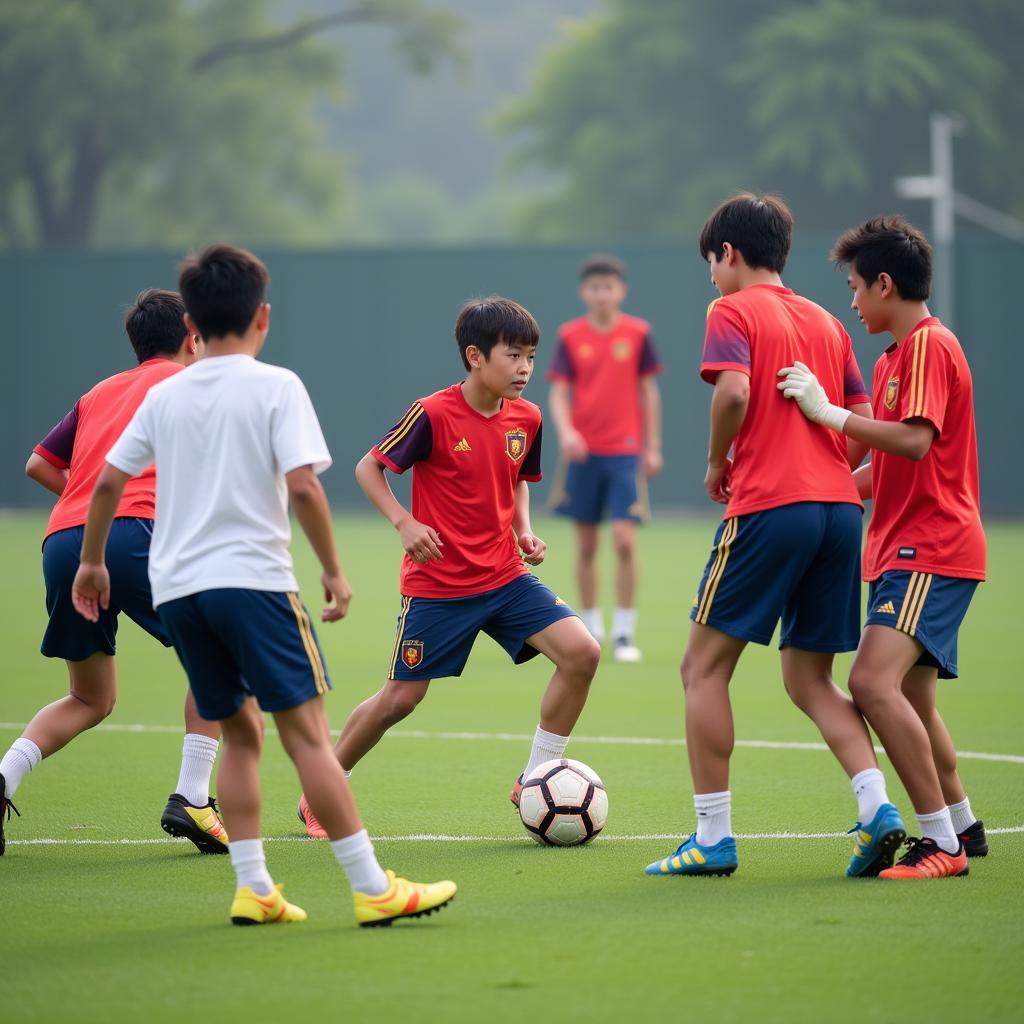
[161,794,229,854]
[353,869,457,928]
[230,883,307,926]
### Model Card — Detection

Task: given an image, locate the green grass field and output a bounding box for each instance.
[2,512,1022,1023]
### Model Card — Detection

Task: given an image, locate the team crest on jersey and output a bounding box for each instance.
[401,640,424,668]
[884,376,899,411]
[613,339,632,361]
[505,429,527,462]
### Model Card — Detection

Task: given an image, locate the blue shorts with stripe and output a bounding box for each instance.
[552,454,647,524]
[158,589,331,721]
[41,518,170,661]
[388,573,578,681]
[865,571,978,680]
[690,502,862,652]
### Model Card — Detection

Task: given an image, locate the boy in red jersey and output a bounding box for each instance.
[646,194,903,880]
[779,215,986,879]
[297,297,600,837]
[0,290,226,857]
[548,254,663,662]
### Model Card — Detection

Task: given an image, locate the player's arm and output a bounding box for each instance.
[355,452,443,563]
[549,379,587,462]
[25,453,69,496]
[639,375,663,476]
[846,402,873,470]
[286,465,351,622]
[72,462,131,621]
[853,463,872,501]
[705,370,749,504]
[513,478,545,566]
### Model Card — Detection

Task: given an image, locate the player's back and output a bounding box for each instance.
[701,284,866,517]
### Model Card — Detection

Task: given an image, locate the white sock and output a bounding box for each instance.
[523,725,570,780]
[851,768,889,824]
[0,738,42,799]
[229,838,274,895]
[175,734,219,806]
[579,608,604,643]
[612,607,636,642]
[694,790,732,846]
[916,807,959,854]
[948,797,977,833]
[331,829,389,895]
[344,769,353,779]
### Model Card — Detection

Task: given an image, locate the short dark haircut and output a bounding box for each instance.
[454,296,540,371]
[831,215,932,301]
[580,253,626,282]
[178,244,269,339]
[698,192,793,273]
[124,289,187,364]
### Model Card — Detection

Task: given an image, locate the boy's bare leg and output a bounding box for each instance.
[183,686,220,741]
[334,679,430,771]
[901,666,968,806]
[610,519,637,610]
[680,622,745,794]
[781,648,878,778]
[575,524,600,610]
[527,616,601,736]
[216,698,265,841]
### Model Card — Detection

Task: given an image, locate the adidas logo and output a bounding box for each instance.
[876,601,896,615]
[453,437,472,452]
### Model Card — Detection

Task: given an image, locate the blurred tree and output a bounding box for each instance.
[501,0,1020,238]
[0,0,459,247]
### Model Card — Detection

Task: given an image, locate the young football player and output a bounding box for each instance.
[548,254,663,661]
[646,194,903,880]
[0,290,226,857]
[296,295,601,839]
[778,215,986,879]
[71,244,456,926]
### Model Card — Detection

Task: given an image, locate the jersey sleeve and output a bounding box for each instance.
[700,300,751,383]
[34,401,80,469]
[638,332,663,377]
[519,420,543,482]
[106,393,156,477]
[900,331,952,434]
[272,373,332,476]
[371,402,433,474]
[843,337,870,407]
[546,336,575,382]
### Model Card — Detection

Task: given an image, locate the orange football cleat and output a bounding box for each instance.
[879,837,968,879]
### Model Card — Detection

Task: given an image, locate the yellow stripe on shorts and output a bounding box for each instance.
[286,593,328,695]
[696,517,738,625]
[388,596,413,678]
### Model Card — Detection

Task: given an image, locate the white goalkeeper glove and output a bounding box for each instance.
[776,361,851,433]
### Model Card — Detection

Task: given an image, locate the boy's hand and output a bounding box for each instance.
[518,532,546,566]
[704,458,732,505]
[777,362,851,432]
[643,447,663,477]
[72,562,111,622]
[398,516,444,563]
[321,570,352,622]
[561,429,589,463]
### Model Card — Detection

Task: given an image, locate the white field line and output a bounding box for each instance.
[1,721,1022,765]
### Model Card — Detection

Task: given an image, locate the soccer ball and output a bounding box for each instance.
[518,758,608,846]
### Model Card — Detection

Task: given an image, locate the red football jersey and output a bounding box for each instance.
[547,313,662,455]
[864,317,986,581]
[700,284,868,518]
[34,359,183,543]
[370,383,543,598]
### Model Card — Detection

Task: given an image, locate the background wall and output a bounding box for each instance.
[1,240,1017,515]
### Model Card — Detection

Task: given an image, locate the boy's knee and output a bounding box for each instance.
[72,690,116,724]
[848,669,885,711]
[610,523,635,559]
[380,686,424,725]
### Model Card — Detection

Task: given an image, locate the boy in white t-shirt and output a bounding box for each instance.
[72,244,456,928]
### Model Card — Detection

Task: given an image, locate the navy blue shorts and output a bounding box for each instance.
[158,589,331,721]
[552,454,647,524]
[690,502,862,652]
[865,571,979,680]
[388,574,578,681]
[41,518,170,661]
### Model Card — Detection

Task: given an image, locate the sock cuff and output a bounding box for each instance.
[228,838,265,862]
[694,790,731,811]
[534,725,570,747]
[11,737,42,764]
[183,733,220,757]
[331,828,372,859]
[851,767,884,787]
[947,797,971,813]
[915,808,951,825]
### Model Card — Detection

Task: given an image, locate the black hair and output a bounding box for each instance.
[178,244,269,340]
[124,289,187,364]
[698,192,793,273]
[580,253,626,282]
[454,296,540,371]
[831,215,932,301]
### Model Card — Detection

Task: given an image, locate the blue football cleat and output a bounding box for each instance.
[846,802,907,877]
[644,833,738,877]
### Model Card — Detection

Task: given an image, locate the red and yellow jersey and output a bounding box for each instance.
[370,383,543,599]
[546,313,662,455]
[33,359,183,543]
[700,284,867,518]
[865,317,986,581]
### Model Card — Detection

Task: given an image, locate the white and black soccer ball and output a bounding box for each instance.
[518,758,608,846]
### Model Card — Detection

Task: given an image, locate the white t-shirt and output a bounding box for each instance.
[107,354,331,607]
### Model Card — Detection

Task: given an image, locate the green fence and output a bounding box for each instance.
[1,240,1019,516]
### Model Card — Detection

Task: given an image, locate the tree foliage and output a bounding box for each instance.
[501,0,1023,239]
